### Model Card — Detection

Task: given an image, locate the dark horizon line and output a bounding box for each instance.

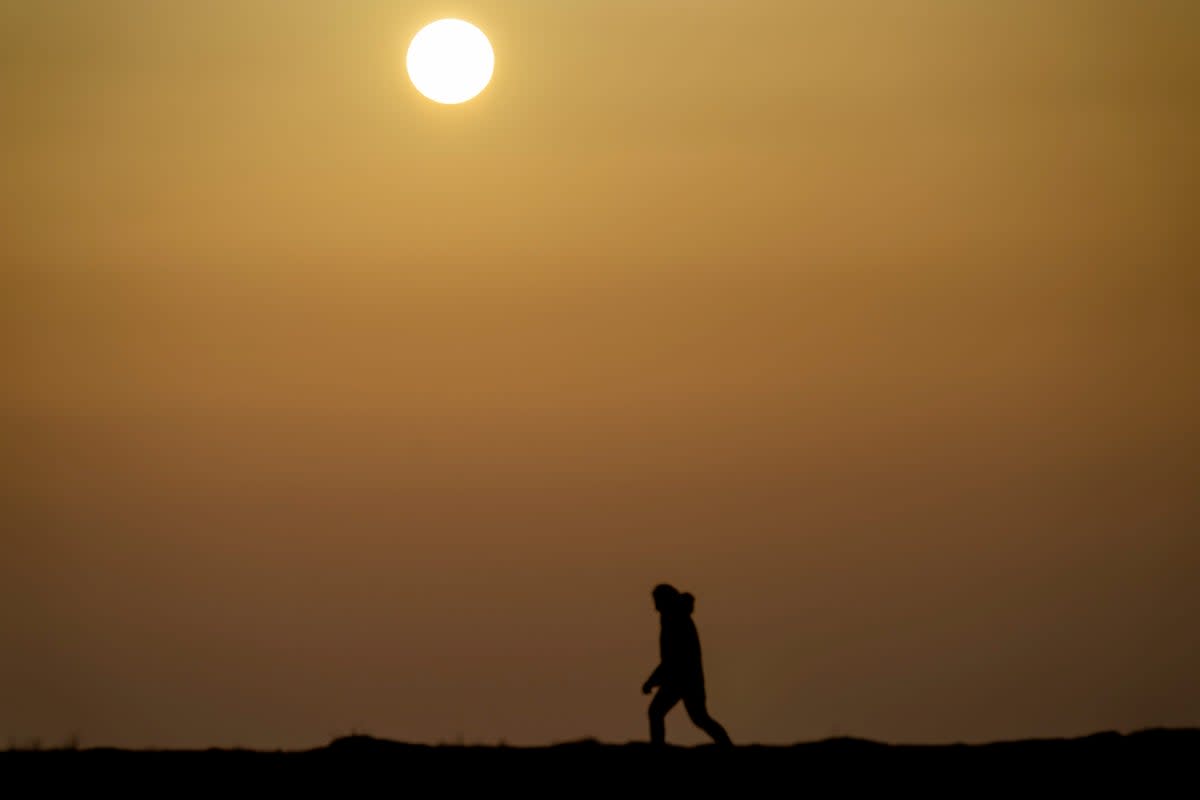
[5,726,1197,754]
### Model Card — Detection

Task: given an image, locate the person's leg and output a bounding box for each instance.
[648,687,681,745]
[683,694,733,746]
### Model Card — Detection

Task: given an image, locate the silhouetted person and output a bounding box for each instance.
[642,583,733,746]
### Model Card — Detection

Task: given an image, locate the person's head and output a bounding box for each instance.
[652,583,681,613]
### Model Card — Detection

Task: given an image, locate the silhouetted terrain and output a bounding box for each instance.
[3,729,1196,793]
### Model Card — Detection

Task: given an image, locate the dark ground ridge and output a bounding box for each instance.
[5,726,1195,754]
[4,728,1196,791]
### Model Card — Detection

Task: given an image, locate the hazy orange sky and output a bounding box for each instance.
[3,1,1198,748]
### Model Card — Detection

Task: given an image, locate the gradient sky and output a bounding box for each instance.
[3,1,1198,748]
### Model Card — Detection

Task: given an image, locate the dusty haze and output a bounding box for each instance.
[3,1,1198,748]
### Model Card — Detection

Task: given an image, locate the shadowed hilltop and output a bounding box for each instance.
[4,729,1196,793]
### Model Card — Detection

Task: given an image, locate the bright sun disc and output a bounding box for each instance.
[406,19,494,105]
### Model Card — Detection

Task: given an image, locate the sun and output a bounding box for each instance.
[406,19,494,105]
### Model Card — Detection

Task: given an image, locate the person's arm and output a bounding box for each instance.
[642,664,664,694]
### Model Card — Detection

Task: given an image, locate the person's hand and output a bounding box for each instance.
[642,681,654,695]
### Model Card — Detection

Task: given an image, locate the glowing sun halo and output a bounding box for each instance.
[406,19,494,105]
